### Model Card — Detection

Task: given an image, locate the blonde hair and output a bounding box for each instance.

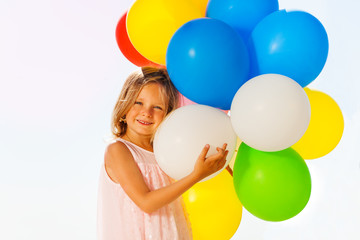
[111,67,179,138]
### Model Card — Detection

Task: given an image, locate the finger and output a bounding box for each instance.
[220,151,229,163]
[207,147,228,162]
[217,151,229,167]
[216,147,224,153]
[198,144,210,160]
[216,143,228,152]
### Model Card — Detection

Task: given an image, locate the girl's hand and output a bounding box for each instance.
[105,141,228,214]
[192,143,229,181]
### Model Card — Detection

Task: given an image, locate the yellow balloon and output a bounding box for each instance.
[228,137,242,170]
[127,0,204,65]
[183,170,242,240]
[292,88,344,159]
[190,0,209,16]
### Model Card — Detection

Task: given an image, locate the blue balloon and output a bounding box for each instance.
[166,18,249,110]
[248,10,329,87]
[207,0,279,40]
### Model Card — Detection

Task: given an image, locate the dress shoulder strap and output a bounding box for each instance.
[115,138,155,164]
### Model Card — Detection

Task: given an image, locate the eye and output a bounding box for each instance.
[154,106,163,110]
[134,101,142,105]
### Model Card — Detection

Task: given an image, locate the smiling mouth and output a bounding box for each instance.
[137,119,153,125]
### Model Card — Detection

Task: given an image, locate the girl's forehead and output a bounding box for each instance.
[137,83,168,104]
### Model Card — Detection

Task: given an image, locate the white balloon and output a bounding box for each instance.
[230,74,310,152]
[154,104,237,181]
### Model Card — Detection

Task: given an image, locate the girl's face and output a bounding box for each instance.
[125,83,167,139]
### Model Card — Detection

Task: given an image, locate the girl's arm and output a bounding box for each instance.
[105,141,228,214]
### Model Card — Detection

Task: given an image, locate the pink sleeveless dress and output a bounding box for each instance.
[97,138,192,240]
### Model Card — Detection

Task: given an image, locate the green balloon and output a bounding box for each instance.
[233,143,311,221]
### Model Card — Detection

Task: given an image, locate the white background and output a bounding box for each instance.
[0,0,359,239]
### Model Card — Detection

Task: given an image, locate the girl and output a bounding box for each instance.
[97,67,229,240]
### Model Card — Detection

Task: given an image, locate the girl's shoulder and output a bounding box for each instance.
[106,138,156,166]
[105,140,132,162]
[104,140,137,184]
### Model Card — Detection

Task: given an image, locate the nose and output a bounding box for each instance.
[141,106,153,117]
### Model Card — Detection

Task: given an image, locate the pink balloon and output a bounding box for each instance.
[179,93,229,114]
[179,93,197,107]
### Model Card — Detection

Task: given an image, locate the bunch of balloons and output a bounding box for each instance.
[115,0,344,237]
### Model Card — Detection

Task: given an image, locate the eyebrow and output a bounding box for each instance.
[136,97,165,106]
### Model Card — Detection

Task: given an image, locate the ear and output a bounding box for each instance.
[120,115,127,123]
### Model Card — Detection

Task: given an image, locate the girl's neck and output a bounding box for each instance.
[122,132,153,152]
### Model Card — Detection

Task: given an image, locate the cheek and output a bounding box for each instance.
[155,112,166,122]
[125,108,137,119]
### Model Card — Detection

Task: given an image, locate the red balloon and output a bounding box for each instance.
[115,12,162,67]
